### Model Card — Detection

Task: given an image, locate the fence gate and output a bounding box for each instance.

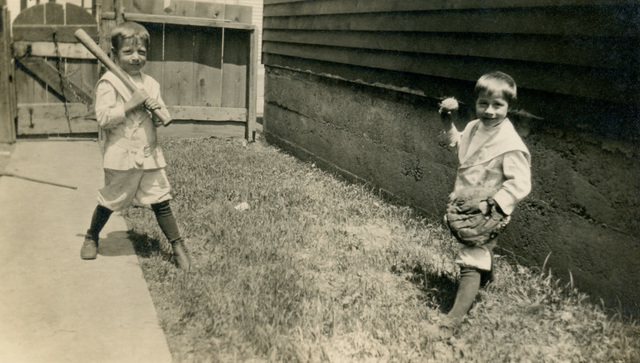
[12,2,98,136]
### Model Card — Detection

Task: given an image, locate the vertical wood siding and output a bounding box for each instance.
[263,0,640,107]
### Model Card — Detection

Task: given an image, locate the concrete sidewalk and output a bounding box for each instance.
[0,141,172,363]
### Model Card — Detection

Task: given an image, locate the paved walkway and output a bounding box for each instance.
[0,141,172,363]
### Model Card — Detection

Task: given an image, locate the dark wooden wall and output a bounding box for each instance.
[263,0,640,132]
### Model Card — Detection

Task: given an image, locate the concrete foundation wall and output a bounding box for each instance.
[264,66,640,316]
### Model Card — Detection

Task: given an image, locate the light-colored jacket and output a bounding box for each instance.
[446,118,531,270]
[95,71,170,170]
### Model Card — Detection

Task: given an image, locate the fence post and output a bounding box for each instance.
[0,3,17,143]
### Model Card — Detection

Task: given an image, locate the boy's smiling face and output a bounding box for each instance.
[475,90,509,128]
[114,37,147,76]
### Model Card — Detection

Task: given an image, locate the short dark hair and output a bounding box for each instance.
[475,71,517,106]
[110,21,150,53]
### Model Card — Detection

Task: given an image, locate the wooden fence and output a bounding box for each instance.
[3,0,257,140]
[0,2,17,143]
[101,0,258,139]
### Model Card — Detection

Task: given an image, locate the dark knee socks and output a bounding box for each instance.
[87,205,113,242]
[151,200,182,244]
[447,267,481,325]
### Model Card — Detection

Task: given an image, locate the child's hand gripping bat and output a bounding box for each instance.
[74,29,172,126]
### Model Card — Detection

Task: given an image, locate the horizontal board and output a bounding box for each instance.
[17,103,96,135]
[101,12,256,30]
[263,42,638,104]
[13,25,99,42]
[157,121,246,139]
[263,30,636,70]
[263,8,639,37]
[13,41,97,59]
[167,106,247,121]
[264,0,638,15]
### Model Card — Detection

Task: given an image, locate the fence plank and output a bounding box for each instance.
[0,4,16,142]
[143,22,164,88]
[224,4,252,24]
[222,29,248,108]
[13,25,99,42]
[162,24,195,106]
[167,106,246,121]
[193,27,223,107]
[16,103,96,135]
[13,41,97,59]
[44,2,64,25]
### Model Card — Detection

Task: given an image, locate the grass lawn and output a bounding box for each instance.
[124,136,639,362]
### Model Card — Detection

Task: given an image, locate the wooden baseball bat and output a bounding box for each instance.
[74,28,172,126]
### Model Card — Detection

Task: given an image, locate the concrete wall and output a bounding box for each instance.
[264,66,640,316]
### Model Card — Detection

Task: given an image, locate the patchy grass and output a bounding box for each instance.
[124,136,640,362]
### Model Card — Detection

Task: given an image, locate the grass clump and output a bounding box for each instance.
[124,136,640,362]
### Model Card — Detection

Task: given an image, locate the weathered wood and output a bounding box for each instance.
[45,1,64,24]
[167,106,246,121]
[101,12,255,30]
[263,7,639,37]
[65,58,97,101]
[224,4,252,24]
[143,22,163,86]
[263,42,637,105]
[16,56,94,104]
[246,28,257,139]
[157,121,245,139]
[263,30,637,70]
[15,59,49,104]
[0,4,16,142]
[193,27,223,107]
[13,41,97,59]
[222,29,248,108]
[264,0,638,11]
[122,0,165,15]
[13,25,99,42]
[16,103,96,135]
[13,3,99,42]
[168,0,196,17]
[162,24,194,106]
[194,2,224,20]
[65,2,97,24]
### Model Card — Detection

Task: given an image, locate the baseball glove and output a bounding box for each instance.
[444,187,510,247]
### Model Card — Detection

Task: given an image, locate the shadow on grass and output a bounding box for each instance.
[394,263,459,313]
[127,229,173,262]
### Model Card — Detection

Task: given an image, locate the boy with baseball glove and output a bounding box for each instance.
[439,71,531,328]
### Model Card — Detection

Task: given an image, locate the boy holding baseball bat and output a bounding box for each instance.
[80,22,191,271]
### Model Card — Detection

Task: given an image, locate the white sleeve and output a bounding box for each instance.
[94,81,126,129]
[493,150,532,215]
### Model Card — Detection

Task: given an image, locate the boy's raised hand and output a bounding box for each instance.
[125,88,150,113]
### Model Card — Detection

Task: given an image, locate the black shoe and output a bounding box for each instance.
[171,240,192,271]
[80,236,98,260]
